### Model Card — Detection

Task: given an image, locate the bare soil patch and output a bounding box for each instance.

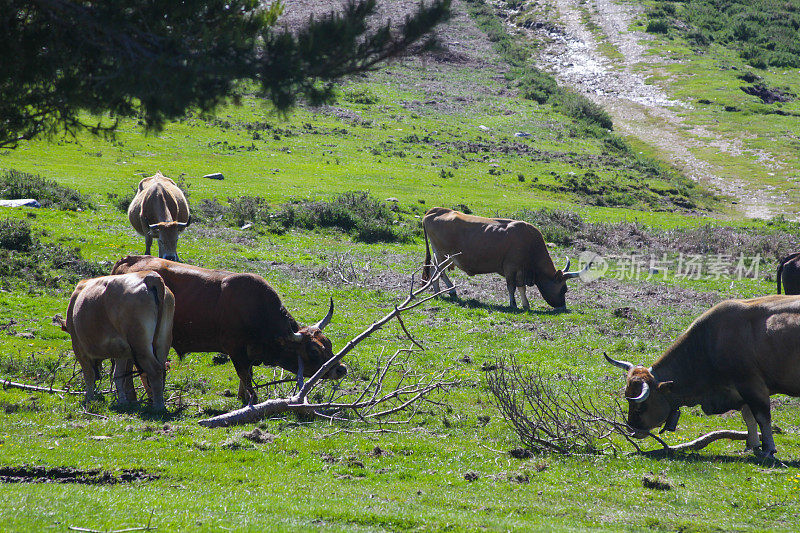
[0,465,158,484]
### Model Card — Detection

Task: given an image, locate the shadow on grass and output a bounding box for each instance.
[640,449,800,468]
[109,401,185,422]
[443,295,573,316]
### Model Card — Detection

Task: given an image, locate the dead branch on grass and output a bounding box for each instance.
[198,258,460,428]
[487,356,631,455]
[489,355,760,457]
[641,430,750,457]
[1,378,84,395]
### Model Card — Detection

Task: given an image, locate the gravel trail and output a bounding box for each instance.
[512,0,786,219]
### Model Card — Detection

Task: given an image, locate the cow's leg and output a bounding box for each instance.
[439,269,457,297]
[518,285,529,310]
[144,234,153,256]
[505,277,517,308]
[129,340,165,410]
[137,358,165,410]
[231,354,257,405]
[742,395,776,456]
[78,358,97,404]
[741,404,761,450]
[113,359,134,405]
[431,250,457,297]
[114,359,139,402]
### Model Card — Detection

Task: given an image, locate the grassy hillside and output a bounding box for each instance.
[1,1,799,531]
[637,0,800,210]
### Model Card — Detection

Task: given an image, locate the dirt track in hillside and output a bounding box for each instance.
[511,0,786,219]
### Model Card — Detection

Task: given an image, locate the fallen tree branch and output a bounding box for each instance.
[198,257,459,428]
[1,378,84,396]
[641,430,749,457]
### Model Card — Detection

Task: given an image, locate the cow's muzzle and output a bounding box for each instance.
[328,365,347,380]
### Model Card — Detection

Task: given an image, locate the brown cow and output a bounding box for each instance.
[55,271,174,409]
[421,207,590,309]
[128,172,190,261]
[777,252,800,295]
[605,295,800,456]
[111,255,347,405]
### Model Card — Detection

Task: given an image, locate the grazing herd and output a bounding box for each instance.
[56,173,800,456]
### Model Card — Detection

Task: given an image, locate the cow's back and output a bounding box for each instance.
[68,272,160,360]
[111,255,292,356]
[423,208,551,278]
[127,174,189,235]
[672,296,800,397]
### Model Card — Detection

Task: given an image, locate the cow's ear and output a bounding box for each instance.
[657,380,674,392]
[554,270,564,282]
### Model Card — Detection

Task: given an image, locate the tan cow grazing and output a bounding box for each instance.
[605,295,800,457]
[55,271,175,409]
[112,255,347,405]
[421,207,591,309]
[128,172,190,261]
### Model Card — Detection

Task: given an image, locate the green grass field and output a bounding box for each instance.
[1,1,800,531]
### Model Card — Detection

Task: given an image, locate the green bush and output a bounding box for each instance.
[0,219,34,251]
[556,93,614,130]
[519,71,560,104]
[646,19,670,34]
[0,219,105,288]
[0,169,92,211]
[342,87,379,105]
[193,192,416,243]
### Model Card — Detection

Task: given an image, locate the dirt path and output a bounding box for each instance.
[510,0,786,219]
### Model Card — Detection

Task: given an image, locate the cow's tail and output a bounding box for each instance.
[142,272,170,357]
[422,224,432,282]
[777,258,785,294]
[52,314,68,332]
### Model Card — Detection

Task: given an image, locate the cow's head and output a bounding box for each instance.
[148,217,191,262]
[537,259,593,309]
[605,353,676,437]
[280,299,347,381]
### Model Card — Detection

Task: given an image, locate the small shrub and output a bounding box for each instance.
[645,19,670,34]
[107,189,136,212]
[520,71,560,104]
[342,87,379,105]
[225,196,271,227]
[0,219,34,251]
[0,169,92,211]
[556,93,614,130]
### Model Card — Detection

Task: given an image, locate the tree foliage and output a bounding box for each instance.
[0,0,451,147]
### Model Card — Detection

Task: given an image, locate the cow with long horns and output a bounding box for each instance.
[605,295,800,456]
[421,207,591,309]
[112,255,346,405]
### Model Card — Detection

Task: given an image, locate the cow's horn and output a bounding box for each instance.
[604,352,634,371]
[627,381,650,403]
[563,258,594,280]
[313,298,334,330]
[563,258,571,272]
[177,221,188,228]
